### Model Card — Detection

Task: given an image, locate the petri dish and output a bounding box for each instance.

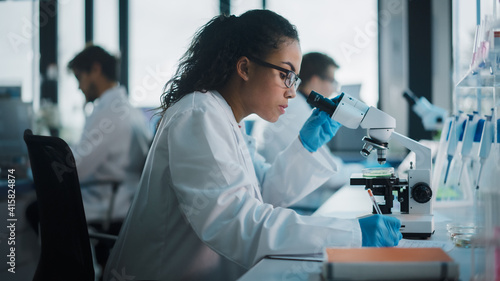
[453,234,475,248]
[446,222,476,232]
[362,167,394,178]
[448,227,476,239]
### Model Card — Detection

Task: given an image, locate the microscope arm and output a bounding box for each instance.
[328,93,396,143]
[390,132,432,171]
[307,91,431,167]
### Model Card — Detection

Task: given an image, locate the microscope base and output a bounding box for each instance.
[387,213,435,239]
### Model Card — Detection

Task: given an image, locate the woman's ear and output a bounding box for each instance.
[236,56,250,81]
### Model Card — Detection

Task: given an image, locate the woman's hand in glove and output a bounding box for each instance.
[299,108,341,152]
[359,214,403,247]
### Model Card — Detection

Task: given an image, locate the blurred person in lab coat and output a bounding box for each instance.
[68,45,152,276]
[26,45,152,276]
[66,45,152,228]
[104,10,401,281]
[252,52,364,211]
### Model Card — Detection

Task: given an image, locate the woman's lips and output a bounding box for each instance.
[279,105,288,114]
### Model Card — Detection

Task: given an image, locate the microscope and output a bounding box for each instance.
[307,91,434,238]
[403,89,448,132]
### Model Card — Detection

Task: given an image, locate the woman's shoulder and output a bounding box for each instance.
[163,90,229,125]
[159,90,234,132]
[173,91,220,111]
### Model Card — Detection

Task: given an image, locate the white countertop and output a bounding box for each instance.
[238,185,477,281]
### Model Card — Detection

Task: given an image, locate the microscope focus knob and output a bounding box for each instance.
[411,183,432,203]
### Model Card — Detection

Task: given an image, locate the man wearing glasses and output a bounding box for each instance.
[252,52,359,212]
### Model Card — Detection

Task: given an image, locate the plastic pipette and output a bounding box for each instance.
[476,114,494,190]
[471,117,486,187]
[443,116,457,184]
[444,114,465,184]
[458,112,480,185]
[367,189,382,215]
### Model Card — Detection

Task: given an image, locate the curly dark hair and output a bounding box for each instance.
[158,9,299,119]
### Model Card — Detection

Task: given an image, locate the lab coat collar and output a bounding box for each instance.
[91,85,127,112]
[209,90,242,129]
[98,85,127,103]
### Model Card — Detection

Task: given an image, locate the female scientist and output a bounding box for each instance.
[104,9,401,281]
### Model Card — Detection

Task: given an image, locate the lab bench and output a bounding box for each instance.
[237,185,476,281]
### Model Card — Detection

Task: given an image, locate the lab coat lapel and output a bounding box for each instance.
[210,91,263,202]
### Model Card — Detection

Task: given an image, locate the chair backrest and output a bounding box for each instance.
[23,129,94,281]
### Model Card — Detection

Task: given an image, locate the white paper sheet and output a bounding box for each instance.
[396,238,455,252]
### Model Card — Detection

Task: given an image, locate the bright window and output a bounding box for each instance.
[0,1,40,103]
[234,1,379,106]
[128,0,219,107]
[1,1,379,141]
[58,0,85,143]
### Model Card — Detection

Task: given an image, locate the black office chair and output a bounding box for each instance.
[23,129,116,281]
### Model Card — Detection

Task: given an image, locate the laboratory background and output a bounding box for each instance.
[0,0,499,280]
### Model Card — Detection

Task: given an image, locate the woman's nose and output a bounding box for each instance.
[286,87,297,99]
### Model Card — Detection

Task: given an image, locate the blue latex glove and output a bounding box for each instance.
[299,108,342,152]
[359,214,403,247]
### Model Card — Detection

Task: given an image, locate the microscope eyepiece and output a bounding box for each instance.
[306,91,342,116]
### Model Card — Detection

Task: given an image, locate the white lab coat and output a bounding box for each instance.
[71,86,152,222]
[252,92,357,209]
[104,90,361,281]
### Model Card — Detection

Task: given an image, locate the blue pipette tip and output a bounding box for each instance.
[443,161,451,184]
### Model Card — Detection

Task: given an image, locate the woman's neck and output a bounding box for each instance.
[217,80,246,123]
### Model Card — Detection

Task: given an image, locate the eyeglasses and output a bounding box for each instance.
[247,55,301,90]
